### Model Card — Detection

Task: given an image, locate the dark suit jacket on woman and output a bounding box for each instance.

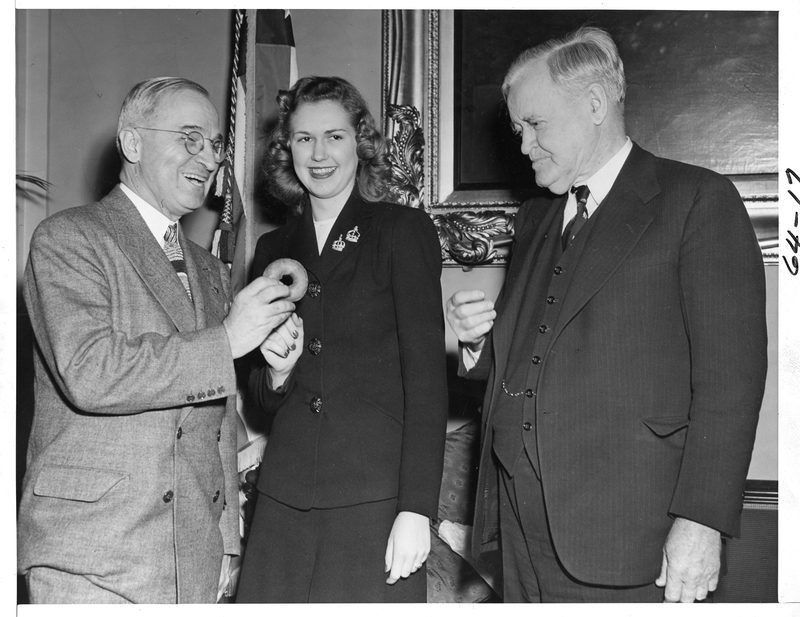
[249,193,448,520]
[465,143,768,586]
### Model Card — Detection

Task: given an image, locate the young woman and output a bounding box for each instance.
[236,76,448,603]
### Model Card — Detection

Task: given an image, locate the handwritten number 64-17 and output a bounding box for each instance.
[784,168,799,276]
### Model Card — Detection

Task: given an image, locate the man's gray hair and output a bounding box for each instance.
[502,26,626,113]
[116,77,210,154]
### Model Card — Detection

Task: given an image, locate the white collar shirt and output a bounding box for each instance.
[561,137,633,231]
[120,182,177,249]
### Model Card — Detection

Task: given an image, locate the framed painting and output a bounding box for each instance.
[382,10,778,265]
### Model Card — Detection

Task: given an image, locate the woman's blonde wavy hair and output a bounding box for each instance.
[265,76,392,216]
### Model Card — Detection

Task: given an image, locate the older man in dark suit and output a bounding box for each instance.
[447,27,767,603]
[18,77,295,603]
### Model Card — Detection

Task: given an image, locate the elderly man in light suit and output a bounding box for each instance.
[447,27,767,603]
[18,77,295,603]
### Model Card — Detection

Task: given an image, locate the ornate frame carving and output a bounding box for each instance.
[382,9,777,266]
[382,10,515,267]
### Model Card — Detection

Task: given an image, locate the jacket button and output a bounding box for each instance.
[538,325,548,333]
[213,490,220,503]
[532,356,541,364]
[217,430,221,442]
[308,282,321,298]
[554,266,563,275]
[308,338,322,355]
[176,427,182,439]
[163,490,174,503]
[186,395,195,402]
[525,389,534,398]
[310,397,323,413]
[523,422,532,431]
[547,296,556,304]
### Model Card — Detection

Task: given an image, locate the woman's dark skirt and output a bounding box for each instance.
[236,494,427,603]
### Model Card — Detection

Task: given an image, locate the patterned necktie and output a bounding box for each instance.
[561,184,591,251]
[164,223,193,300]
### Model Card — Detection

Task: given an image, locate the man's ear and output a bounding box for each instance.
[118,128,142,164]
[587,83,609,126]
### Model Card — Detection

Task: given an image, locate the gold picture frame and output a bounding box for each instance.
[382,9,778,266]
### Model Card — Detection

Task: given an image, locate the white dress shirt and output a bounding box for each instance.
[120,182,176,248]
[561,137,633,232]
[313,217,337,255]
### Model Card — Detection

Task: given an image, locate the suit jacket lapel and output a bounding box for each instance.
[555,144,661,334]
[103,186,197,333]
[290,192,374,283]
[184,240,229,330]
[287,206,323,279]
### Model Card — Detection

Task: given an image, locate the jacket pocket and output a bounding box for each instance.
[641,416,690,437]
[33,464,128,503]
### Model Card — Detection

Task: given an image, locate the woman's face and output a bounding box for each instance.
[290,100,359,207]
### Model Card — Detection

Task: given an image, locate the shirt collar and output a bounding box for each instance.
[582,137,633,207]
[120,182,176,248]
[562,137,632,229]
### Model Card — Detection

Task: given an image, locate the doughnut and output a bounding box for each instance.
[263,258,308,302]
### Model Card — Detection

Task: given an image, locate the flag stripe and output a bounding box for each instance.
[255,9,295,46]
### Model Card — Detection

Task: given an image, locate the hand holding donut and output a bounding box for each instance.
[223,277,295,359]
[260,313,304,389]
[263,258,308,302]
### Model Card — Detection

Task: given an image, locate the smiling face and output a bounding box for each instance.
[132,89,222,220]
[290,100,359,212]
[507,59,597,195]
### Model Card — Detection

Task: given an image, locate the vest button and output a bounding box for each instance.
[547,296,556,304]
[532,356,541,364]
[176,427,182,439]
[163,490,174,503]
[310,397,323,413]
[523,422,532,431]
[308,338,322,355]
[308,282,321,297]
[538,325,548,333]
[525,389,534,398]
[554,266,563,275]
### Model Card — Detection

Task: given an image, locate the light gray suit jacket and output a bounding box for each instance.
[18,185,240,603]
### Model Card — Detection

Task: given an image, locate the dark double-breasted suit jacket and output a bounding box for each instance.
[18,185,240,603]
[249,193,448,519]
[466,144,768,586]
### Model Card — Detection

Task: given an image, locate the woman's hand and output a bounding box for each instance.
[260,313,304,389]
[384,511,431,584]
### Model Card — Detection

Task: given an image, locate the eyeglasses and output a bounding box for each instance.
[134,127,226,163]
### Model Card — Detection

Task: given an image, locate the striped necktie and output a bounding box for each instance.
[164,223,193,300]
[562,184,591,251]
